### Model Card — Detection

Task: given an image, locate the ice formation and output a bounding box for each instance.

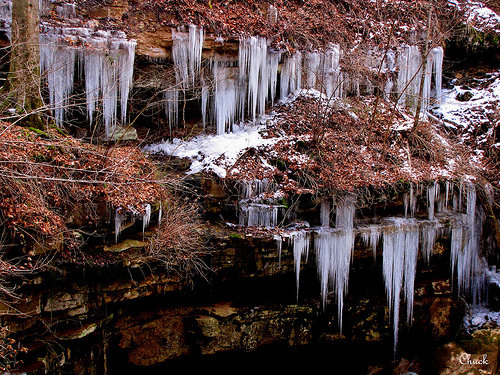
[213,60,238,134]
[142,204,151,233]
[280,52,303,100]
[290,230,311,300]
[291,195,356,332]
[239,201,283,228]
[427,181,440,220]
[39,27,136,137]
[450,184,486,305]
[240,179,274,199]
[382,218,419,353]
[396,46,443,109]
[320,198,331,228]
[172,25,204,89]
[361,225,381,260]
[115,209,126,243]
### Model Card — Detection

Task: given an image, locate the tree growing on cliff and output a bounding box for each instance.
[3,0,44,129]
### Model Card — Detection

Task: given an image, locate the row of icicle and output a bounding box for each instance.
[239,179,489,354]
[4,15,444,137]
[166,26,444,134]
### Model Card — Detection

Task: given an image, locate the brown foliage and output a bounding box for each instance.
[0,122,166,240]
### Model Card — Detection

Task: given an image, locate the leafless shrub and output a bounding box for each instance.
[145,198,210,279]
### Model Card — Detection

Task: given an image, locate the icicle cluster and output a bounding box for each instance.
[291,230,311,300]
[280,180,486,353]
[395,46,443,109]
[240,179,275,199]
[302,45,342,99]
[239,202,283,228]
[382,218,419,354]
[289,195,356,333]
[39,27,136,137]
[450,184,486,305]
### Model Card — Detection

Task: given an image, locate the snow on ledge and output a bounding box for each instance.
[144,117,281,178]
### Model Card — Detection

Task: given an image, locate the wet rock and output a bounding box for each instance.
[44,292,88,315]
[194,316,221,338]
[429,298,454,339]
[456,91,474,101]
[58,322,97,340]
[433,329,499,375]
[432,280,451,295]
[104,239,146,253]
[108,126,138,141]
[116,308,191,366]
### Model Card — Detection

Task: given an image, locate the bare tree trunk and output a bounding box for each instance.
[7,0,44,128]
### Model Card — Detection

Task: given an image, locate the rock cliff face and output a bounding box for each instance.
[0,1,499,374]
[2,178,498,374]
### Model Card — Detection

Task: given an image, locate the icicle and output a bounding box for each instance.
[115,209,126,243]
[40,27,136,136]
[484,183,494,209]
[314,194,356,332]
[40,33,76,127]
[291,230,310,300]
[322,45,341,99]
[431,47,443,105]
[268,52,281,104]
[164,88,179,129]
[188,24,204,86]
[320,198,331,228]
[172,29,188,88]
[427,181,440,220]
[142,204,151,233]
[240,179,273,199]
[55,3,76,19]
[382,218,420,354]
[274,234,282,268]
[450,184,486,305]
[445,181,451,209]
[238,37,268,121]
[280,52,302,100]
[239,202,282,228]
[305,52,320,89]
[404,224,419,326]
[361,226,381,260]
[213,60,237,134]
[83,47,103,125]
[421,223,437,264]
[118,40,136,125]
[201,82,209,128]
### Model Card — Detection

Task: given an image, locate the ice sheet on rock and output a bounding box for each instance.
[463,306,500,333]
